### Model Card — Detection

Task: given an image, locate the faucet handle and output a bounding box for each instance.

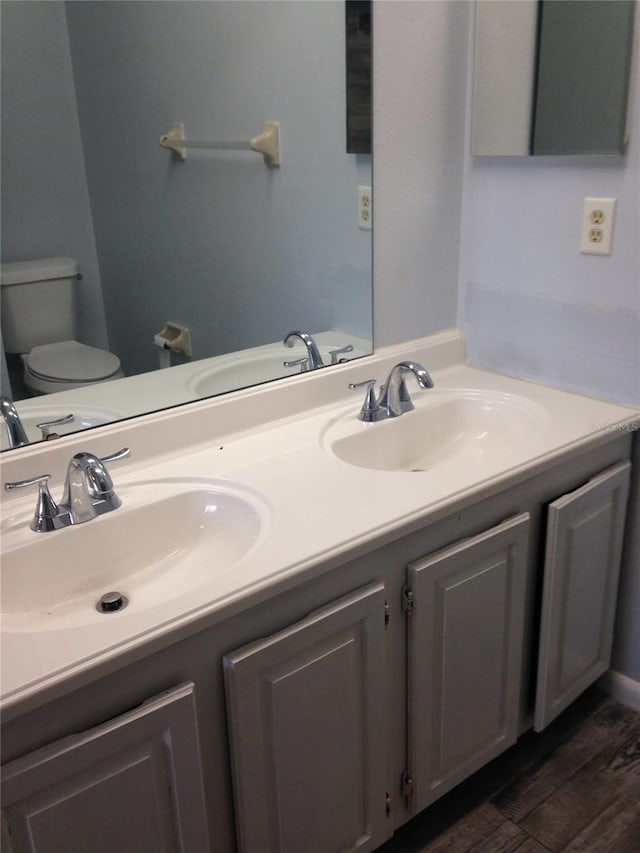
[100,447,131,464]
[36,413,74,441]
[5,473,71,532]
[329,344,354,365]
[283,357,309,373]
[349,379,384,422]
[5,472,52,492]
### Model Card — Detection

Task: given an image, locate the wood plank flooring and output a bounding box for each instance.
[376,688,640,853]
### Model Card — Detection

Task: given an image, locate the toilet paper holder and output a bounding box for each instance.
[154,322,192,358]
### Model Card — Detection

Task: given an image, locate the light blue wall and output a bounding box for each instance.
[0,1,108,351]
[459,17,640,408]
[65,0,372,376]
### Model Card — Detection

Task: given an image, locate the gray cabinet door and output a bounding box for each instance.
[1,682,210,853]
[407,513,530,813]
[223,582,389,853]
[534,462,631,732]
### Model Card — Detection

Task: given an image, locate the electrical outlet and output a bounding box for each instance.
[358,185,372,230]
[580,197,616,255]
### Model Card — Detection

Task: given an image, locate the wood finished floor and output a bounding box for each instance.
[376,689,640,853]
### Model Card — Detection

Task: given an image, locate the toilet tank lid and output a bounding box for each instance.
[0,257,79,287]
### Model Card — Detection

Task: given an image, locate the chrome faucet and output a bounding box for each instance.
[350,361,434,422]
[4,447,130,532]
[1,395,28,448]
[61,448,130,524]
[283,331,325,370]
[379,361,434,416]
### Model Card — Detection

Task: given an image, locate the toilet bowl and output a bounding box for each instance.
[0,257,123,396]
[22,341,124,396]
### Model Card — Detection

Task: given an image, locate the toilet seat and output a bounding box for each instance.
[24,341,122,393]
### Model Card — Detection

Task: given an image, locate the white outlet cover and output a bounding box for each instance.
[580,197,616,256]
[358,185,372,231]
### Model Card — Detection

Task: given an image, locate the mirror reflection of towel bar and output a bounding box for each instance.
[159,121,280,166]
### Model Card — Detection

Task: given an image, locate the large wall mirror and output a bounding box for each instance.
[0,0,372,451]
[472,0,636,156]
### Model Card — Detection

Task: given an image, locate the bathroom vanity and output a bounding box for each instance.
[1,331,637,853]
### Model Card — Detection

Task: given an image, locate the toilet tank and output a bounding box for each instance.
[0,257,78,353]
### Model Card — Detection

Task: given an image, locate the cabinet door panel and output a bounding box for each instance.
[408,514,530,813]
[535,462,631,731]
[1,682,209,853]
[224,583,388,853]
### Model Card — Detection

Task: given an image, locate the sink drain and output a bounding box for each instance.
[96,591,129,614]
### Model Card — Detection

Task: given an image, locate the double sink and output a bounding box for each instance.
[1,370,549,632]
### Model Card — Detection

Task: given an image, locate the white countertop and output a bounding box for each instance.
[1,331,638,718]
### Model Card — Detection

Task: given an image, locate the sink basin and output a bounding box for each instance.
[187,345,359,398]
[323,389,549,473]
[0,477,269,630]
[1,404,121,450]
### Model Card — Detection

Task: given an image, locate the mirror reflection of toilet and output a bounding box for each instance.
[0,257,123,395]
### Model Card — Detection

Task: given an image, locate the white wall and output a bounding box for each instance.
[0,1,109,351]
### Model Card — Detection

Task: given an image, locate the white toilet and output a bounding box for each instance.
[0,257,123,395]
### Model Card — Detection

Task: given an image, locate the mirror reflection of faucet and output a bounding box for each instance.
[1,395,29,447]
[283,332,355,372]
[1,396,76,448]
[349,361,434,422]
[283,331,325,370]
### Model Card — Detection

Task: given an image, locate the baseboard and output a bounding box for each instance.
[600,669,640,711]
